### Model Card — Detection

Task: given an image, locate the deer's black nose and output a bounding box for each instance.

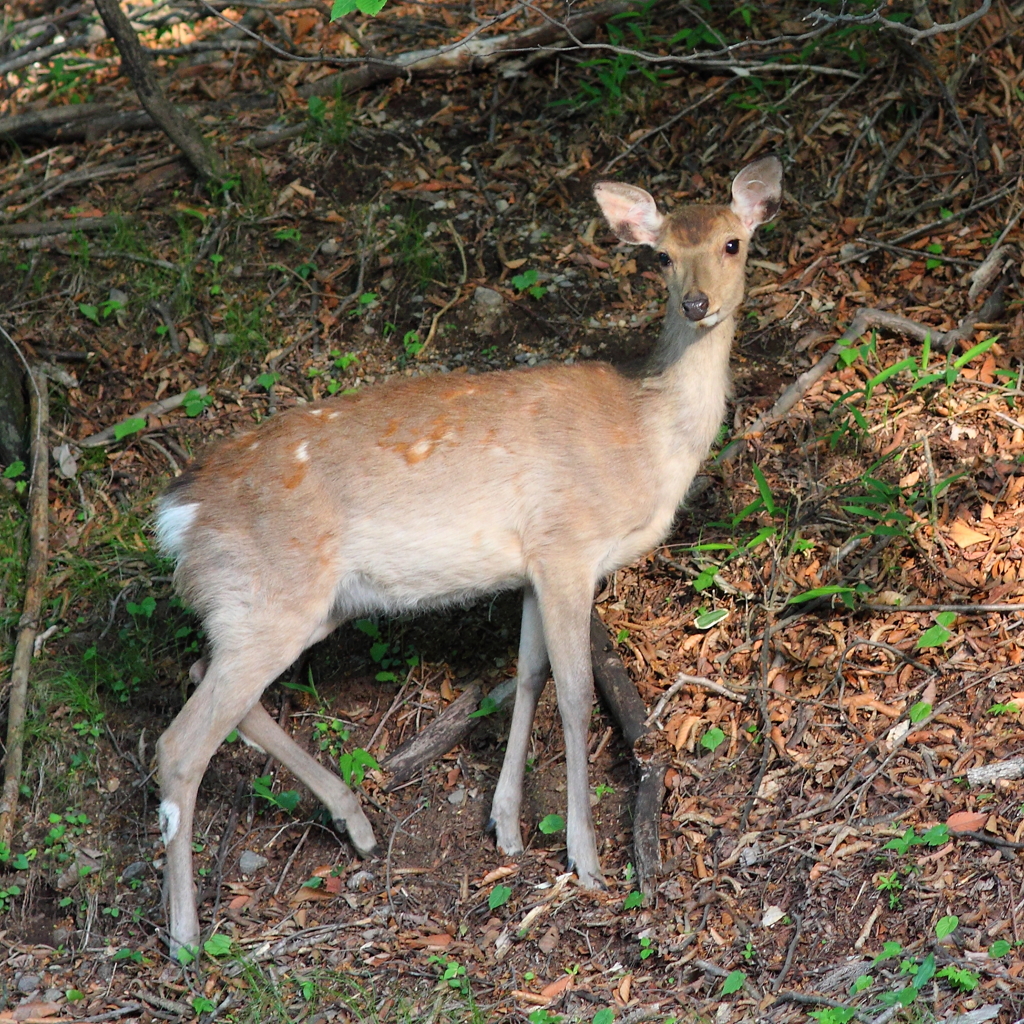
[682,292,709,321]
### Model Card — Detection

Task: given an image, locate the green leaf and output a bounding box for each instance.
[721,970,746,995]
[874,940,903,961]
[623,890,643,910]
[912,953,936,990]
[700,727,726,752]
[114,417,146,441]
[192,996,216,1014]
[935,914,958,940]
[916,622,951,648]
[809,1010,856,1024]
[511,268,540,291]
[850,974,872,994]
[2,460,25,478]
[920,824,949,846]
[538,814,565,834]
[256,371,280,391]
[469,696,498,719]
[989,939,1011,957]
[909,701,932,723]
[694,608,728,629]
[488,884,512,909]
[788,585,855,605]
[203,934,233,957]
[751,463,777,514]
[593,1010,615,1024]
[78,303,100,324]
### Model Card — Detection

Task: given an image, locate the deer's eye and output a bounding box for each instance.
[657,252,672,267]
[725,239,741,255]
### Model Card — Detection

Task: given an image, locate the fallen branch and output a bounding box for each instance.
[0,216,117,238]
[383,680,512,787]
[589,609,665,895]
[966,757,1024,787]
[93,0,218,182]
[78,385,208,447]
[0,367,49,846]
[299,0,636,99]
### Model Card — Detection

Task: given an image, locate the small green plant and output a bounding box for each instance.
[989,701,1020,715]
[638,936,655,960]
[183,390,214,417]
[274,227,302,244]
[809,1009,856,1024]
[510,268,547,299]
[77,297,125,324]
[915,612,956,649]
[924,242,944,271]
[350,291,378,316]
[700,726,726,752]
[623,890,643,910]
[538,814,565,834]
[352,618,418,681]
[876,870,903,909]
[256,371,280,391]
[204,934,234,957]
[252,776,300,813]
[309,350,359,395]
[428,956,470,997]
[402,331,424,359]
[0,884,22,913]
[937,964,978,992]
[721,970,745,995]
[338,747,379,788]
[113,417,146,441]
[488,884,512,910]
[2,460,26,495]
[594,783,614,800]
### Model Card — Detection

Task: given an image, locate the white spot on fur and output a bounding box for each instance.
[295,442,309,462]
[328,411,340,420]
[159,800,180,845]
[249,441,260,450]
[411,439,432,458]
[701,311,721,327]
[154,501,199,558]
[310,408,323,416]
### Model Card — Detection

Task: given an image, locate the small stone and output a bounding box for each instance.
[213,332,233,347]
[320,238,340,256]
[447,787,467,806]
[580,344,594,357]
[494,199,509,213]
[121,860,149,883]
[473,286,503,308]
[187,336,208,356]
[238,850,268,875]
[17,975,40,995]
[43,989,64,1003]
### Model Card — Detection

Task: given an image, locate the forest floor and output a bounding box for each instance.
[2,0,1024,1021]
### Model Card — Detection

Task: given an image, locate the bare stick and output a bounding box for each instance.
[92,0,217,182]
[0,368,49,846]
[79,385,208,448]
[589,610,664,893]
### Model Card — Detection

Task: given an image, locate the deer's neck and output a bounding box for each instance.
[638,306,734,484]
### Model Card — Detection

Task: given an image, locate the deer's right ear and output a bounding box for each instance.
[593,182,663,246]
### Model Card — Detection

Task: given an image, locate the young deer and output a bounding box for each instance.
[155,156,782,954]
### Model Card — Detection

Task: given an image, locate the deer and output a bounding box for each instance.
[153,155,783,954]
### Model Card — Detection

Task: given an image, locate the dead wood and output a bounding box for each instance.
[0,32,90,76]
[383,682,484,787]
[966,756,1024,786]
[92,0,218,183]
[589,610,665,895]
[0,368,49,847]
[298,0,637,99]
[0,216,118,238]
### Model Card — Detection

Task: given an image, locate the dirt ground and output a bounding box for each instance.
[3,0,1024,1021]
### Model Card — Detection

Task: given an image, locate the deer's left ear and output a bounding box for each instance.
[593,181,664,247]
[731,155,783,232]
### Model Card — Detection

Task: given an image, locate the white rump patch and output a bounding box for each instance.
[154,501,199,558]
[159,800,180,844]
[295,442,310,462]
